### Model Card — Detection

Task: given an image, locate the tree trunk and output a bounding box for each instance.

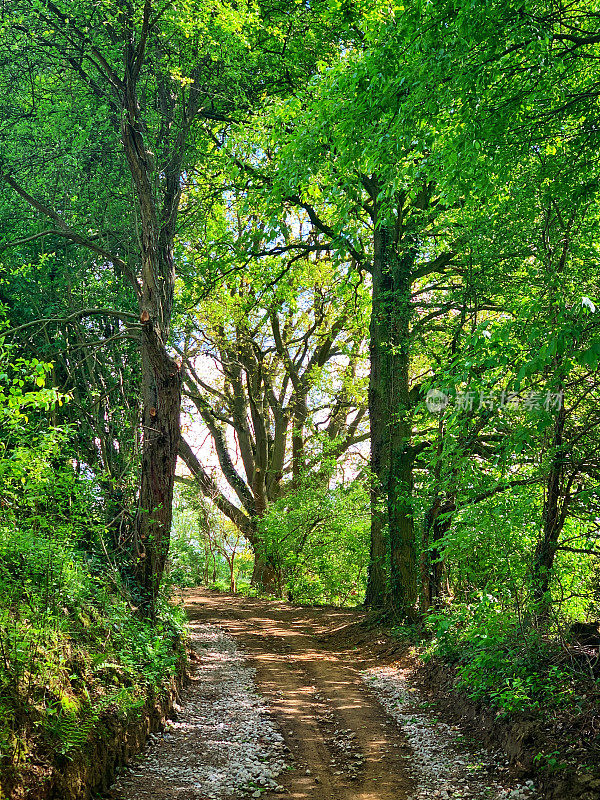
[204,544,210,583]
[132,323,181,615]
[364,497,388,607]
[421,496,455,611]
[533,399,567,617]
[365,268,389,606]
[119,63,184,617]
[365,222,417,614]
[291,397,308,489]
[386,236,417,615]
[421,498,439,611]
[251,554,281,595]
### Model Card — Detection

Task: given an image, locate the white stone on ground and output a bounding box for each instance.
[362,665,538,800]
[110,623,287,799]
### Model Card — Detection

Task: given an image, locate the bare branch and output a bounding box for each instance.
[6,308,139,337]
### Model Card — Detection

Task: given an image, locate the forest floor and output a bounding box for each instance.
[106,589,542,800]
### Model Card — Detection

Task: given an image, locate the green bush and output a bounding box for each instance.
[0,343,186,793]
[425,597,577,714]
[258,478,370,604]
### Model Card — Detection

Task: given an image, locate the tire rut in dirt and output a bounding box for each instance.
[184,590,413,800]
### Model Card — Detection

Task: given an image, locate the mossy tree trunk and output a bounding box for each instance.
[365,212,417,613]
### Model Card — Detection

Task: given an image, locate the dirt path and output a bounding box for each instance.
[108,589,538,800]
[183,589,413,800]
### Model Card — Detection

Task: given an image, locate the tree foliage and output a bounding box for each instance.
[3,1,600,784]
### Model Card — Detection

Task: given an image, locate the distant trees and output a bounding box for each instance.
[176,216,369,591]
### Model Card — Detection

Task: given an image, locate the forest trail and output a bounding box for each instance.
[108,590,536,800]
[183,589,414,800]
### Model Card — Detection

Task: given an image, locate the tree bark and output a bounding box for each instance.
[133,323,181,614]
[384,231,418,614]
[421,496,455,610]
[365,246,390,607]
[251,555,281,595]
[365,222,417,613]
[532,398,567,617]
[119,54,185,616]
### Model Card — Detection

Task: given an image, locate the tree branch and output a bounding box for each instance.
[1,175,140,294]
[6,308,139,337]
[178,437,256,543]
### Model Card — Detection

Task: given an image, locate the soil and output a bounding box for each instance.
[103,588,600,800]
[182,588,414,800]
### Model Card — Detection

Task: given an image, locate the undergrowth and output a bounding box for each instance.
[0,511,186,796]
[0,368,187,797]
[422,596,596,716]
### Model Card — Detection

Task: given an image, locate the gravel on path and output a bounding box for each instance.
[107,591,550,800]
[363,665,539,800]
[108,622,288,800]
